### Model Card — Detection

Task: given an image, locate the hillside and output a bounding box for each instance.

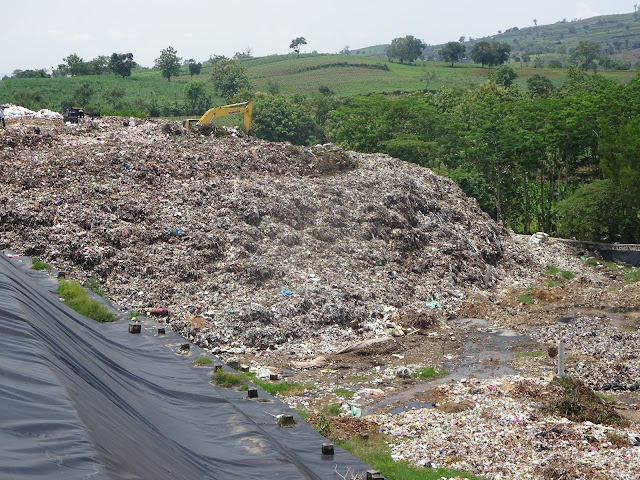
[354,11,640,63]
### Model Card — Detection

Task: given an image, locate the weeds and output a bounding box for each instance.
[314,413,331,438]
[625,269,640,283]
[546,265,576,280]
[321,403,342,416]
[517,294,534,305]
[514,351,544,358]
[85,275,106,297]
[544,376,627,426]
[194,357,213,366]
[411,367,446,379]
[31,257,52,271]
[240,372,314,396]
[333,388,352,398]
[211,371,246,388]
[605,430,630,448]
[336,434,486,480]
[57,279,115,323]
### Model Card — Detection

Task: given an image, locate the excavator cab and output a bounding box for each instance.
[183,101,252,133]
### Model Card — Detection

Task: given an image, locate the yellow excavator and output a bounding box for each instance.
[183,101,252,133]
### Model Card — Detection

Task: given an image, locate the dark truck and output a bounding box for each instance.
[63,108,100,123]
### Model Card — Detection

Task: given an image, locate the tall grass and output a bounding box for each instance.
[57,279,115,323]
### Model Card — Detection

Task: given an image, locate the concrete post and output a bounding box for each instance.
[557,340,565,378]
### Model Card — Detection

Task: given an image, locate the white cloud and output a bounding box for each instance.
[46,29,65,38]
[576,2,601,19]
[72,33,93,42]
[109,29,137,40]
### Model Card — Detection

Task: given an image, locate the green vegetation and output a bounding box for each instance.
[211,371,246,388]
[514,351,545,358]
[194,357,213,366]
[546,265,576,280]
[57,279,115,323]
[31,258,52,271]
[333,388,352,398]
[544,376,627,426]
[293,408,310,420]
[314,413,331,438]
[85,275,106,297]
[625,268,640,283]
[517,294,534,305]
[240,372,314,396]
[411,367,446,379]
[336,434,486,480]
[321,403,342,416]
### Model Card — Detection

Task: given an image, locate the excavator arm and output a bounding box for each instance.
[183,102,252,133]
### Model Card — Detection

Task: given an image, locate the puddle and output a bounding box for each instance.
[441,318,532,381]
[364,318,533,414]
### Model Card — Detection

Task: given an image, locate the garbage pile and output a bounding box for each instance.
[532,316,640,392]
[1,116,533,351]
[371,377,640,480]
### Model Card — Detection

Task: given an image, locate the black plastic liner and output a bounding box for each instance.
[599,249,640,268]
[0,254,372,479]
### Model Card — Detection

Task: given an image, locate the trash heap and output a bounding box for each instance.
[1,117,533,351]
[371,377,640,480]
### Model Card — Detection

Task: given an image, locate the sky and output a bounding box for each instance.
[1,0,636,75]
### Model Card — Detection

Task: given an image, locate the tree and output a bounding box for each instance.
[533,19,538,26]
[492,65,518,87]
[439,41,466,67]
[470,42,511,67]
[88,56,110,75]
[210,59,251,102]
[109,53,136,78]
[386,35,426,63]
[251,92,320,145]
[186,59,202,77]
[571,41,600,71]
[155,46,182,81]
[63,53,89,76]
[527,74,554,97]
[289,37,307,56]
[183,80,211,114]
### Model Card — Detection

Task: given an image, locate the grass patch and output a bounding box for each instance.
[346,374,368,384]
[545,279,563,288]
[321,403,342,416]
[546,265,576,280]
[31,257,52,271]
[333,388,352,398]
[411,367,446,379]
[85,275,106,298]
[625,269,640,283]
[293,408,310,420]
[128,310,142,319]
[514,351,544,358]
[57,279,115,323]
[336,434,486,480]
[194,357,213,366]
[211,371,246,389]
[543,376,627,426]
[517,294,534,305]
[241,372,314,396]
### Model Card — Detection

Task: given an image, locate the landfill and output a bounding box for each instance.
[2,111,640,480]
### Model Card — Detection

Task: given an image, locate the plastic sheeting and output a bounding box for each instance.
[0,253,371,480]
[600,249,640,268]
